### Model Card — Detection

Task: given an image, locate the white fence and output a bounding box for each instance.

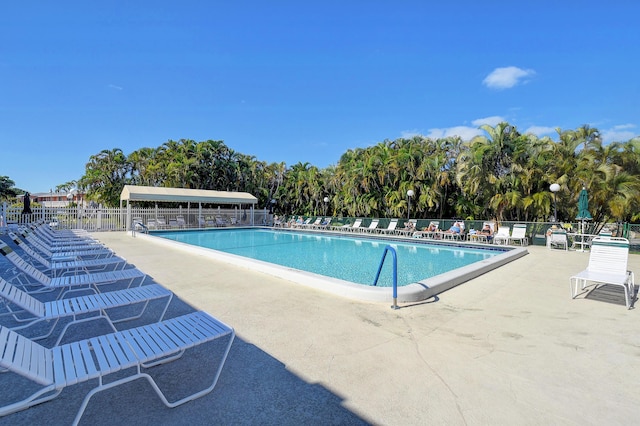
[1,205,275,232]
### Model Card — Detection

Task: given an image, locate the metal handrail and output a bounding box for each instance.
[372,245,399,309]
[131,221,148,237]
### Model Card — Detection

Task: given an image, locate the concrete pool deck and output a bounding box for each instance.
[4,231,639,425]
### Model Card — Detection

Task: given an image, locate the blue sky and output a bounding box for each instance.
[1,1,638,194]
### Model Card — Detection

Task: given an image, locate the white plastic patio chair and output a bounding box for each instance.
[0,310,234,425]
[570,237,635,308]
[493,226,511,245]
[549,230,568,250]
[507,224,528,246]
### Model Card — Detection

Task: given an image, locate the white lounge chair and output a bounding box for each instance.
[0,277,173,345]
[176,215,186,228]
[20,227,106,252]
[362,219,380,233]
[469,222,495,243]
[294,218,311,228]
[34,221,89,239]
[493,226,511,245]
[507,224,528,246]
[396,219,417,237]
[570,237,635,309]
[30,223,94,243]
[0,241,146,293]
[335,218,362,232]
[378,219,399,234]
[314,217,332,229]
[414,221,439,239]
[0,310,234,425]
[304,218,322,228]
[18,230,114,261]
[5,233,127,277]
[441,221,464,240]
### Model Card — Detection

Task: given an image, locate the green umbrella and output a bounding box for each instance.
[576,187,592,234]
[576,188,592,220]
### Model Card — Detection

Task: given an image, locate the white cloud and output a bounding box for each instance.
[524,126,556,137]
[404,119,638,146]
[425,126,483,141]
[601,124,637,143]
[482,66,535,90]
[400,129,421,139]
[472,116,505,127]
[108,84,123,90]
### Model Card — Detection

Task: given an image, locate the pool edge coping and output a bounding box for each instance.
[136,230,529,303]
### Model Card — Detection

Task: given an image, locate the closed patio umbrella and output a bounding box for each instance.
[576,187,592,234]
[21,192,32,215]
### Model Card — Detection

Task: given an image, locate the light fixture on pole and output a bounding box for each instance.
[323,196,329,216]
[407,189,414,220]
[549,183,560,222]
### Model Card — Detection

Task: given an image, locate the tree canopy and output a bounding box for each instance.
[73,124,640,223]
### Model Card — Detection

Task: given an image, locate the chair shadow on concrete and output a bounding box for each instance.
[0,291,371,426]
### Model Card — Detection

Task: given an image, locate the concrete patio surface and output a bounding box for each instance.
[2,231,639,426]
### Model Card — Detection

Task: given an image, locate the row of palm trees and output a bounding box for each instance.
[77,123,640,224]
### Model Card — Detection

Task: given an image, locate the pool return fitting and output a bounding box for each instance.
[372,245,399,310]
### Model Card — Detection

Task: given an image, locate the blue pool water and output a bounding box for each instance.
[152,229,504,287]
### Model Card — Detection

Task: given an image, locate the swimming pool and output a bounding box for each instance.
[145,228,528,302]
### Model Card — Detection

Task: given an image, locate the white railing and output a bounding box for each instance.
[0,205,275,232]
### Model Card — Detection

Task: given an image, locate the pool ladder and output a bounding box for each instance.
[131,221,148,237]
[372,245,399,310]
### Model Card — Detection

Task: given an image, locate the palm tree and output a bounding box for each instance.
[79,148,130,207]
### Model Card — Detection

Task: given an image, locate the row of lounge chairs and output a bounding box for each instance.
[137,215,241,230]
[0,221,234,424]
[282,217,534,245]
[411,221,529,245]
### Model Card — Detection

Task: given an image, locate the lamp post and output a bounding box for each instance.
[323,196,329,217]
[407,189,414,220]
[550,183,560,222]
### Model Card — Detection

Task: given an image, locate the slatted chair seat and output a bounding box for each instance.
[20,230,114,260]
[344,218,363,233]
[0,242,146,292]
[30,222,94,240]
[7,233,126,275]
[0,311,235,425]
[0,278,173,344]
[22,225,104,247]
[362,219,380,233]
